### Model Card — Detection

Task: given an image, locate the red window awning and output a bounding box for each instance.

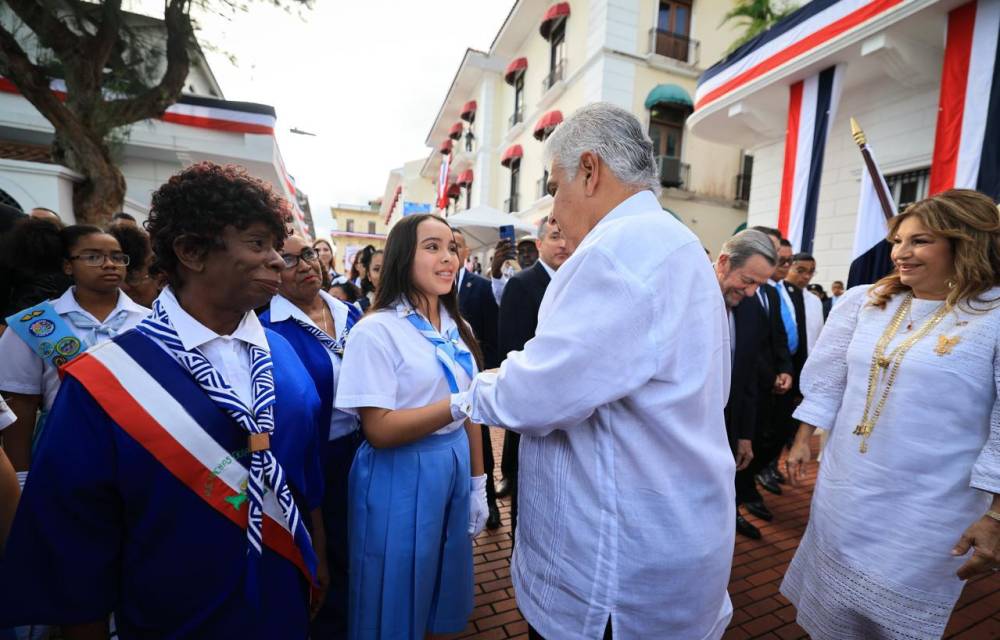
[533,110,564,141]
[540,2,570,39]
[460,100,477,123]
[447,183,462,199]
[457,169,474,187]
[449,122,464,140]
[500,144,523,168]
[439,139,453,155]
[504,57,528,85]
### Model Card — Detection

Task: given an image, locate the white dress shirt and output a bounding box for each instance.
[453,190,736,639]
[267,291,359,440]
[0,287,149,410]
[148,287,269,407]
[336,300,476,436]
[801,287,825,353]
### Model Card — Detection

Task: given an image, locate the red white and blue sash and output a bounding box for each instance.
[66,339,314,585]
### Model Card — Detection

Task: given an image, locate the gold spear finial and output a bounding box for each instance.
[850,117,867,147]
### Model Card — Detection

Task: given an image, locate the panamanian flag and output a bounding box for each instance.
[929,0,1000,200]
[847,145,895,287]
[777,65,845,252]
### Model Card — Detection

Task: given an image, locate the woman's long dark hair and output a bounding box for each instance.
[372,214,483,369]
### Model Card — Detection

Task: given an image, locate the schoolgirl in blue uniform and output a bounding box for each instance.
[336,214,489,639]
[260,234,362,639]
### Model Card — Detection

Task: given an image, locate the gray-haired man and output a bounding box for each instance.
[449,102,735,638]
[714,229,778,540]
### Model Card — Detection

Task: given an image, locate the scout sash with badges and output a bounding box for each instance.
[5,301,83,368]
[63,331,317,591]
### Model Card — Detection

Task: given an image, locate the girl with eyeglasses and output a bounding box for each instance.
[0,224,149,486]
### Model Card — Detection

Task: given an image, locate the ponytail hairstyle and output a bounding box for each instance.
[372,214,483,369]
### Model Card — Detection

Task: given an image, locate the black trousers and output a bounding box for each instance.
[481,424,497,506]
[500,430,520,536]
[529,618,612,639]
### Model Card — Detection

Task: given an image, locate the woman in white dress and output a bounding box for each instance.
[784,189,1000,639]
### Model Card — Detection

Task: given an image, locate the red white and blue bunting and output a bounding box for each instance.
[929,0,1000,200]
[777,65,844,253]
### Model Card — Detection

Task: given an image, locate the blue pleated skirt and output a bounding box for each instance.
[347,427,473,640]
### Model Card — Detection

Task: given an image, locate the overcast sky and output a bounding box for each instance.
[193,1,515,236]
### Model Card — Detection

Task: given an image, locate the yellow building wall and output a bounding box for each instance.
[329,205,388,273]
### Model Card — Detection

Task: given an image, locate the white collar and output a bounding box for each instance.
[52,286,148,319]
[457,268,467,289]
[538,259,557,279]
[156,286,269,352]
[268,290,350,340]
[393,298,458,333]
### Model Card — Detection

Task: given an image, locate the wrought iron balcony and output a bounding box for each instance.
[649,29,699,64]
[542,59,566,92]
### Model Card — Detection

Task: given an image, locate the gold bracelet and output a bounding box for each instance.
[986,510,1000,523]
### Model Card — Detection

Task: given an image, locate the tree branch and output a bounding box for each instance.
[5,0,82,60]
[0,20,78,133]
[103,0,192,128]
[86,0,124,70]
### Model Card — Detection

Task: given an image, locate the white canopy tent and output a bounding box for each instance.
[446,206,536,251]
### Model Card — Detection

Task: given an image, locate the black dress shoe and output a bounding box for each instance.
[736,515,761,539]
[495,477,512,498]
[769,461,787,485]
[486,502,501,530]
[743,500,773,522]
[756,471,783,496]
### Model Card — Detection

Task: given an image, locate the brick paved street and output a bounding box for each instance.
[461,429,1000,640]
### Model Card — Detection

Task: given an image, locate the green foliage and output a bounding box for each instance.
[721,0,799,55]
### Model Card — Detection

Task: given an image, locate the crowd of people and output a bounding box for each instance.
[0,102,997,640]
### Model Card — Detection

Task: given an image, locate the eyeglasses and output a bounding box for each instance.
[777,257,793,266]
[281,247,318,268]
[69,252,130,267]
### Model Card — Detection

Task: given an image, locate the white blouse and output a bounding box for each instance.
[0,287,149,410]
[336,301,476,436]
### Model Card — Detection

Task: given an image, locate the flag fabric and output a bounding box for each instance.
[437,154,451,211]
[847,145,894,288]
[929,0,1000,200]
[777,64,845,252]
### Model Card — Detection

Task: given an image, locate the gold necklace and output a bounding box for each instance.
[854,293,952,453]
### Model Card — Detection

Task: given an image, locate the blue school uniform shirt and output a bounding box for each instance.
[259,291,361,443]
[0,328,323,639]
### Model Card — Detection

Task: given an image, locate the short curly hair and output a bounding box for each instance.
[146,162,289,288]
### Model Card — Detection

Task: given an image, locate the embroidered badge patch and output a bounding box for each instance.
[28,319,55,337]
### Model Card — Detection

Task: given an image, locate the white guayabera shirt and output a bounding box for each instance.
[453,190,737,639]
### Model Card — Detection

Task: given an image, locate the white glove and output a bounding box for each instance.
[469,474,489,537]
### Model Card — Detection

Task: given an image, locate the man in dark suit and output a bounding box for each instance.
[452,227,502,530]
[736,227,794,537]
[756,238,809,495]
[496,216,571,538]
[713,229,780,540]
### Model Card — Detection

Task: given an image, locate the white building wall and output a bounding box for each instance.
[746,75,938,288]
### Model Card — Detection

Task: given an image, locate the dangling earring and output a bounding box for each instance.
[946,279,956,290]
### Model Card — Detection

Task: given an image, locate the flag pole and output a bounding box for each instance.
[850,117,895,221]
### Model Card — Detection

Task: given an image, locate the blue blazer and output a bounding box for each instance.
[260,300,361,444]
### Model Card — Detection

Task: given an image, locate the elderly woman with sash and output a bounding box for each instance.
[784,189,1000,639]
[0,163,325,638]
[260,235,362,639]
[0,224,148,487]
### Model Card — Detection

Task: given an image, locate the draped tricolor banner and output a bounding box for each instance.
[928,0,1000,200]
[777,65,845,253]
